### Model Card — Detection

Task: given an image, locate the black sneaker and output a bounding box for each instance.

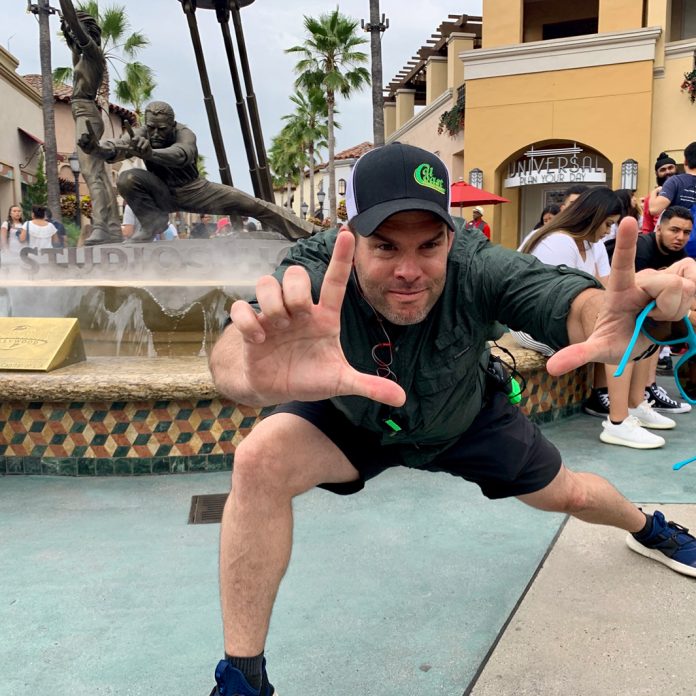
[626,510,696,577]
[656,355,673,376]
[210,659,276,696]
[583,388,610,417]
[645,382,692,414]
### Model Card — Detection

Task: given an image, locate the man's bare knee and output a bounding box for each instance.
[231,433,299,502]
[230,414,358,501]
[519,467,590,514]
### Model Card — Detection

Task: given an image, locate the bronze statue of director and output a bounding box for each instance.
[78,100,314,242]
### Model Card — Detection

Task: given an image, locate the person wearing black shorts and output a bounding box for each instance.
[208,143,696,696]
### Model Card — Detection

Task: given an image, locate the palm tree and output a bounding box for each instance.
[281,88,329,218]
[268,130,302,210]
[287,9,370,225]
[35,1,62,219]
[196,154,208,180]
[113,61,155,122]
[368,0,385,147]
[54,1,153,120]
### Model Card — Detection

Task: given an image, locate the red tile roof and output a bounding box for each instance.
[313,142,373,173]
[335,142,373,160]
[22,74,137,124]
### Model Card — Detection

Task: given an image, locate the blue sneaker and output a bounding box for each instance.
[626,510,696,577]
[209,658,276,696]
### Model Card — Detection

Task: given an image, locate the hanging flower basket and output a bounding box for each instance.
[681,69,696,104]
[437,101,464,137]
[337,199,348,222]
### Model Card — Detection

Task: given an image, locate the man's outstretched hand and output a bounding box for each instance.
[227,229,407,407]
[546,217,696,376]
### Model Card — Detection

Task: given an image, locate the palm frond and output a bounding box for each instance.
[52,66,73,87]
[123,31,149,56]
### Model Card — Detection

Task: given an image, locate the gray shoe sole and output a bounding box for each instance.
[626,534,696,578]
[599,431,664,449]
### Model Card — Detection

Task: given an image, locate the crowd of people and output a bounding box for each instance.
[509,145,696,451]
[119,208,261,241]
[0,204,261,253]
[0,204,66,253]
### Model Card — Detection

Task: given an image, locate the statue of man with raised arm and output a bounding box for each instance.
[59,0,123,245]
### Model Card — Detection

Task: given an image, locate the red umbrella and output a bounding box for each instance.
[450,180,509,214]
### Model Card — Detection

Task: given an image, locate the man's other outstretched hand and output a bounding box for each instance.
[546,217,696,376]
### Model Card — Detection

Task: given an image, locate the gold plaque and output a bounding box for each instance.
[0,318,86,371]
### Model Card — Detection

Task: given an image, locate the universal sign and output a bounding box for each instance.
[503,144,606,188]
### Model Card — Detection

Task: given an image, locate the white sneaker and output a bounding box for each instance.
[628,400,676,429]
[599,416,665,449]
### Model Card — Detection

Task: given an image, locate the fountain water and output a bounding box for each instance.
[0,235,293,356]
[0,234,296,477]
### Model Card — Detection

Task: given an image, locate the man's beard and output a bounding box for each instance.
[657,172,675,186]
[357,277,445,325]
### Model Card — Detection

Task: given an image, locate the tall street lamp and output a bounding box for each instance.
[300,201,308,219]
[317,188,326,222]
[68,151,81,229]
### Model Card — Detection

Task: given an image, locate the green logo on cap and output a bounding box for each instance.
[413,163,445,194]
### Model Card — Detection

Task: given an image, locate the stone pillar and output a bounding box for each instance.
[395,89,416,130]
[447,33,476,90]
[482,0,522,48]
[646,0,668,68]
[425,56,448,104]
[599,0,643,33]
[383,101,396,140]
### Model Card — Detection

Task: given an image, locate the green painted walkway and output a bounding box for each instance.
[2,378,695,695]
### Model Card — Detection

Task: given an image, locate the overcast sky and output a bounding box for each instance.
[3,0,481,192]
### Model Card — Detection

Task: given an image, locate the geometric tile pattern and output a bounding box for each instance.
[520,364,593,423]
[0,364,590,475]
[0,399,274,476]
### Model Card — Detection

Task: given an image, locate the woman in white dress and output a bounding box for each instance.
[0,204,26,254]
[23,205,57,250]
[514,187,675,449]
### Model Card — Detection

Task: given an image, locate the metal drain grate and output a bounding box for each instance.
[188,493,229,524]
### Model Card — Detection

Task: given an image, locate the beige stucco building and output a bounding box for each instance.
[0,47,44,218]
[22,74,136,203]
[385,0,696,248]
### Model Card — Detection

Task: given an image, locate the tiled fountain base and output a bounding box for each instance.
[0,346,590,476]
[0,398,275,476]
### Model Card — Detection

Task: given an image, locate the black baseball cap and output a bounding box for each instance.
[345,142,455,236]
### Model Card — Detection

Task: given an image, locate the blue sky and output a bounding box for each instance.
[3,0,481,192]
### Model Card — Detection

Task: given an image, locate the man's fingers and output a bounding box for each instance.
[282,265,313,316]
[255,275,291,327]
[319,229,355,313]
[546,342,595,377]
[637,270,695,320]
[606,217,638,292]
[344,372,407,407]
[229,300,264,343]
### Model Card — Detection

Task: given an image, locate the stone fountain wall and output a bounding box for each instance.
[0,343,592,477]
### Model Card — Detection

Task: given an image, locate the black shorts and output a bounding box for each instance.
[271,392,562,499]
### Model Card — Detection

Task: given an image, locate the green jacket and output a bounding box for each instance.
[269,221,601,466]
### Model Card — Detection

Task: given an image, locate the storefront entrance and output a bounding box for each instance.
[501,142,613,244]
